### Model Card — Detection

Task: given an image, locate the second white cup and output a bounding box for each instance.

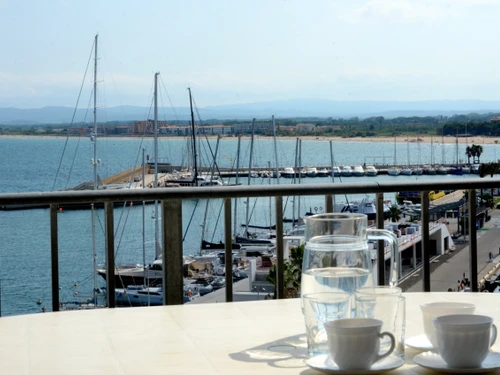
[433,314,497,368]
[420,301,475,347]
[324,318,395,371]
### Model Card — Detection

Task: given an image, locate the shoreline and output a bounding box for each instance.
[1,134,499,144]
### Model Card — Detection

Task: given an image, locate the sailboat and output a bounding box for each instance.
[424,137,437,175]
[61,34,106,309]
[400,133,412,176]
[387,135,401,176]
[450,132,464,175]
[98,72,163,289]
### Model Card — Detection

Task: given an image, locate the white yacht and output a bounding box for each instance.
[412,167,423,175]
[387,167,401,176]
[281,167,295,178]
[356,198,390,220]
[400,168,412,176]
[437,166,448,175]
[352,165,365,177]
[115,286,164,306]
[331,166,341,177]
[341,166,352,177]
[423,165,436,175]
[317,167,329,177]
[305,167,318,177]
[364,165,378,176]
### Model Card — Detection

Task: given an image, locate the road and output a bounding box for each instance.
[407,207,500,292]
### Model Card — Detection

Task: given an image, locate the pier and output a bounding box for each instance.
[136,162,478,179]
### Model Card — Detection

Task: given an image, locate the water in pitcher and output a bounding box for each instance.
[301,236,374,299]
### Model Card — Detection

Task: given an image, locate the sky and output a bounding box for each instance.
[1,0,500,109]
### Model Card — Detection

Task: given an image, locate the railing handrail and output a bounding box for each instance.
[1,178,499,206]
[0,178,495,314]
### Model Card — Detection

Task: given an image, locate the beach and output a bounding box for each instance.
[1,134,499,144]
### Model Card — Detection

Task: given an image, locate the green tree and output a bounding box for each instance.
[388,205,402,222]
[472,144,484,163]
[465,146,473,165]
[266,243,304,298]
[479,162,500,178]
[479,193,494,208]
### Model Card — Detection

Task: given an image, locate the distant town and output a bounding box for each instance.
[3,112,500,138]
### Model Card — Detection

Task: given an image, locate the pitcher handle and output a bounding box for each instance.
[367,229,399,287]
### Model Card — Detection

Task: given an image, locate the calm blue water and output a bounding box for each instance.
[0,136,489,316]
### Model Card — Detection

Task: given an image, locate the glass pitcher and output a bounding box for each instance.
[301,213,399,305]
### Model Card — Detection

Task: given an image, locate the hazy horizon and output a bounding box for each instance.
[2,1,500,109]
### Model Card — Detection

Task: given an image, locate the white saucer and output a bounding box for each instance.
[405,334,435,351]
[305,354,404,374]
[413,351,500,374]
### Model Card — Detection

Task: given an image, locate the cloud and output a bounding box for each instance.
[349,0,440,23]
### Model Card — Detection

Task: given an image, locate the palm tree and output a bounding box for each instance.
[388,204,402,222]
[472,144,483,163]
[465,146,473,165]
[476,145,484,163]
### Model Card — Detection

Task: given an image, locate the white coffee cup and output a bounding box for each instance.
[324,318,395,371]
[420,302,475,348]
[433,314,497,368]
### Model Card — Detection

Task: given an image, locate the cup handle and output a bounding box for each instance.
[490,324,498,347]
[376,331,395,362]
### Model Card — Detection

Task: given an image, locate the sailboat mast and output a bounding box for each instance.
[200,136,221,254]
[93,35,98,189]
[329,140,336,211]
[233,135,241,238]
[431,137,434,166]
[154,72,159,188]
[272,115,280,182]
[268,161,272,234]
[245,118,255,236]
[292,137,299,224]
[393,134,397,166]
[188,88,198,186]
[298,139,302,219]
[142,148,147,287]
[154,73,161,258]
[91,34,98,307]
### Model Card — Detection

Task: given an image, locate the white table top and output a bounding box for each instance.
[0,292,499,374]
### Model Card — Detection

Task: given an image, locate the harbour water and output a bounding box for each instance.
[0,136,490,316]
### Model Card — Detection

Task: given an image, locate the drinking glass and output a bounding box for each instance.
[303,292,351,356]
[355,292,406,359]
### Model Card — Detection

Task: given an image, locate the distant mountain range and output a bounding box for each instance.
[1,99,500,125]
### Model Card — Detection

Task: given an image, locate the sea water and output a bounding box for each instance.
[0,137,485,316]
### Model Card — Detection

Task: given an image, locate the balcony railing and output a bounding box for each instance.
[1,178,499,312]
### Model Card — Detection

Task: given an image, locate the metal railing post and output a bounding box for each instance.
[224,198,233,302]
[325,194,333,213]
[50,204,60,312]
[376,193,385,285]
[275,196,284,299]
[162,199,184,305]
[421,191,431,292]
[105,202,115,308]
[468,189,478,292]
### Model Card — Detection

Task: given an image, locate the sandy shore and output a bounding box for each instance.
[1,134,499,144]
[276,135,500,144]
